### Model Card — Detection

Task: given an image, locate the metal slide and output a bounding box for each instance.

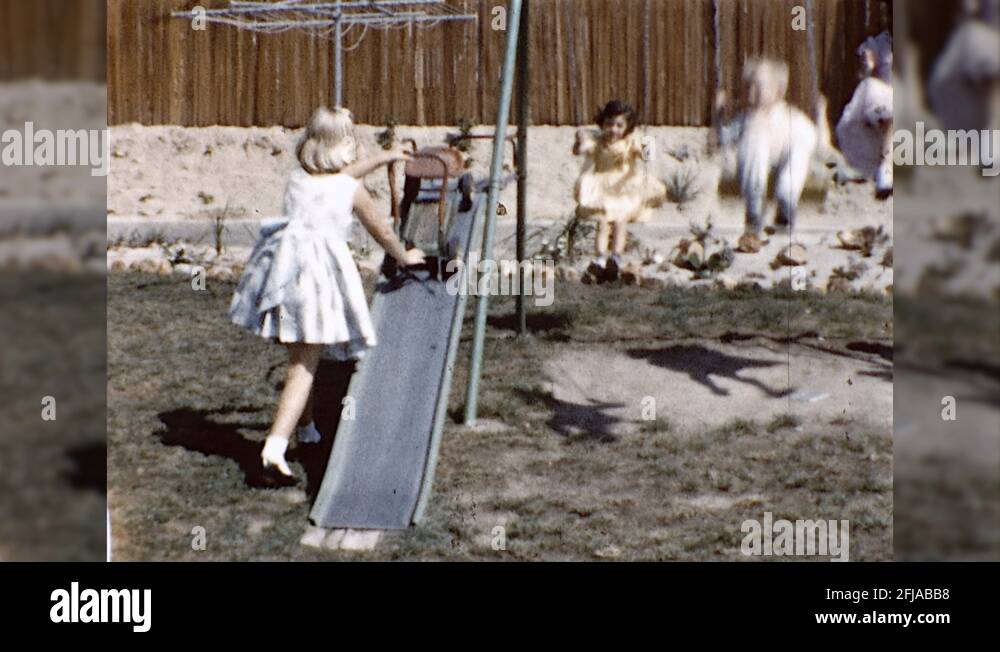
[311,0,524,530]
[309,182,485,530]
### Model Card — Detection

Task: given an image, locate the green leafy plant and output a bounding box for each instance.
[376,116,399,151]
[535,211,596,264]
[666,166,701,208]
[452,116,478,153]
[671,216,734,277]
[204,201,232,256]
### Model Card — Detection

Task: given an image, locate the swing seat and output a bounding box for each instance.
[404,146,465,179]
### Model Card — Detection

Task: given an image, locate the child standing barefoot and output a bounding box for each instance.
[229,106,424,477]
[573,100,666,282]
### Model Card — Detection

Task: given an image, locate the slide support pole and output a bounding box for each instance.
[463,0,523,426]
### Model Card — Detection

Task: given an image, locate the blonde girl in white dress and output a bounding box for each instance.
[230,107,424,477]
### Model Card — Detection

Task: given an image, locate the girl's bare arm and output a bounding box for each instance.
[341,147,409,180]
[573,128,597,156]
[352,184,425,266]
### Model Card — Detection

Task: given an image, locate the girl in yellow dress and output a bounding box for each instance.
[573,100,666,281]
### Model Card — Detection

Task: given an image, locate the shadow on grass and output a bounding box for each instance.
[627,344,795,398]
[846,341,893,362]
[154,405,295,489]
[514,388,623,443]
[153,359,356,498]
[859,368,894,382]
[63,442,107,494]
[944,358,1000,383]
[486,311,574,340]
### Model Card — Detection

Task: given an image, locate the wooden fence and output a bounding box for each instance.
[94,0,893,127]
[0,0,106,81]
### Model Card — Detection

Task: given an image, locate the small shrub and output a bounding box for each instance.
[376,116,399,151]
[452,117,478,153]
[666,166,701,207]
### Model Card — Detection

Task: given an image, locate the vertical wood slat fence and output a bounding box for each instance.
[0,0,107,82]
[6,0,893,127]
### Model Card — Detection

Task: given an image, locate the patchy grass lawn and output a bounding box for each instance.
[108,272,892,561]
[1,271,106,562]
[893,295,1000,561]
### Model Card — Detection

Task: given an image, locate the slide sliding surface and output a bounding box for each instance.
[310,194,485,529]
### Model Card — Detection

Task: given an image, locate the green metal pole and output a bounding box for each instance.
[334,2,343,106]
[464,0,523,426]
[515,0,530,337]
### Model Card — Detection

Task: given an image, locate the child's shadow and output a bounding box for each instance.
[627,345,794,398]
[153,360,355,497]
[62,441,107,495]
[514,388,624,443]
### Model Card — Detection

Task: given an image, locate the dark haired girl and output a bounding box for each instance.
[573,100,666,280]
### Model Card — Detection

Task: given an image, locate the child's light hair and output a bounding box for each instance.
[297,106,358,174]
[858,32,893,82]
[743,59,789,109]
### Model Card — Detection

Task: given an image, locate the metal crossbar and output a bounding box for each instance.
[171,1,477,105]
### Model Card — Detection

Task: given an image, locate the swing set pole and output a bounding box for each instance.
[515,0,530,337]
[463,0,523,426]
[334,8,343,106]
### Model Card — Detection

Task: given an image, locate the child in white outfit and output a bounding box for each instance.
[229,106,424,477]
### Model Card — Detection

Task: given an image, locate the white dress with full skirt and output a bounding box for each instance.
[229,169,376,361]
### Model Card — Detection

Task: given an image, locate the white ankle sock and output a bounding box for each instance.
[297,421,321,444]
[262,435,289,459]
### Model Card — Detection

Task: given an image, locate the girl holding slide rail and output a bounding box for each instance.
[229,106,424,478]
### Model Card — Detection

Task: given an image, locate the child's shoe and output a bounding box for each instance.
[766,219,791,237]
[605,255,622,282]
[585,257,607,284]
[261,435,294,477]
[296,421,322,444]
[737,232,767,253]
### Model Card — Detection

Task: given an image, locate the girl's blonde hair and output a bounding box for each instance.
[296,106,358,174]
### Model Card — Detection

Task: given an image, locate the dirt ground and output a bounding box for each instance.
[890,152,1000,560]
[106,275,892,561]
[98,117,896,561]
[0,271,107,562]
[0,81,107,561]
[105,120,900,294]
[106,122,890,227]
[545,338,892,437]
[12,82,991,561]
[0,81,106,207]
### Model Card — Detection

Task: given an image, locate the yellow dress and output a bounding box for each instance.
[574,131,667,223]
